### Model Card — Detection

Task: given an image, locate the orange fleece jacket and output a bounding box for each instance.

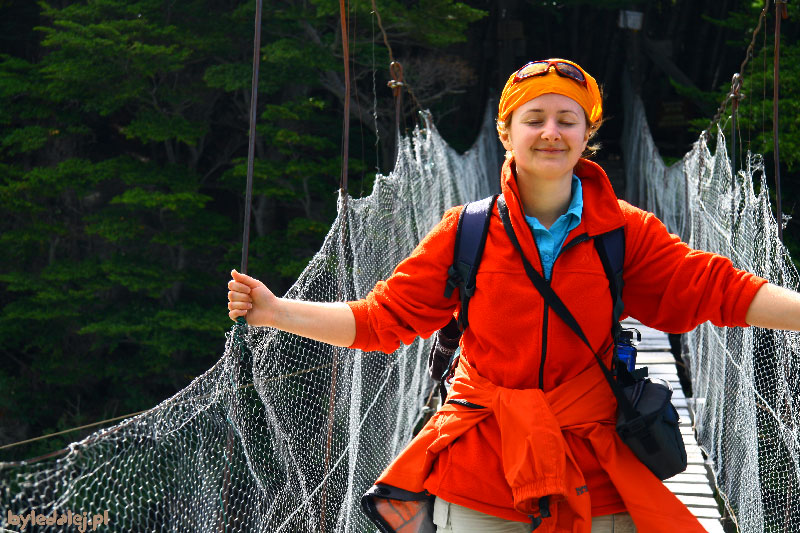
[348,157,767,521]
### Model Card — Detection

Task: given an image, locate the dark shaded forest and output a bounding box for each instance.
[1,0,798,461]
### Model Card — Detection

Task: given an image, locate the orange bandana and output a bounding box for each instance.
[498,59,602,126]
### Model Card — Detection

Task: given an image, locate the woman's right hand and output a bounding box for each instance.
[227,269,278,326]
[227,269,356,346]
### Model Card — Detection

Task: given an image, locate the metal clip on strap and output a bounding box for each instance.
[444,265,462,299]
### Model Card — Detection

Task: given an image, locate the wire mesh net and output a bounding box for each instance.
[0,108,501,532]
[622,74,800,533]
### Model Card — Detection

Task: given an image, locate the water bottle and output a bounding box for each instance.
[615,328,641,373]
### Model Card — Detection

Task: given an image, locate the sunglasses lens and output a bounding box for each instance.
[513,61,587,86]
[556,63,586,82]
[516,61,549,80]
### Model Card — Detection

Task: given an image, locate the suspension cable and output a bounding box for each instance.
[339,0,351,196]
[704,0,771,136]
[730,73,743,175]
[730,73,742,229]
[240,0,264,275]
[319,3,352,531]
[225,2,265,529]
[370,0,422,115]
[773,0,787,243]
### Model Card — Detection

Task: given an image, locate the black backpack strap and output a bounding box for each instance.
[595,227,647,384]
[496,196,640,421]
[444,194,498,330]
[594,227,625,339]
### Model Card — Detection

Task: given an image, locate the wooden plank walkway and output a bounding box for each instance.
[623,317,725,533]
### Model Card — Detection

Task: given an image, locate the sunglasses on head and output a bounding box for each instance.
[512,60,587,86]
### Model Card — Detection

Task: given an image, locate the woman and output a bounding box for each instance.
[227,59,800,532]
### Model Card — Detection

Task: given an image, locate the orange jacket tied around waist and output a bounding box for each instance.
[366,355,706,532]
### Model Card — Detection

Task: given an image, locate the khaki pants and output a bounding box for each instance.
[432,497,636,532]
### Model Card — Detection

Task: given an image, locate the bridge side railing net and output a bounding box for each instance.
[0,107,502,533]
[623,74,800,533]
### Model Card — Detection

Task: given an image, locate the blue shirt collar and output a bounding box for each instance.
[524,174,583,229]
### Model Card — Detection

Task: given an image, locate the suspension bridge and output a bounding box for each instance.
[1,2,797,532]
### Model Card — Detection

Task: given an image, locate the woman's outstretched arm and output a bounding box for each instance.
[746,282,800,331]
[227,269,356,347]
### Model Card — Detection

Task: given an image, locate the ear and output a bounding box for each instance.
[498,126,513,152]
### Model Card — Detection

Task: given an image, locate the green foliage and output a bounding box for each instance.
[123,111,208,146]
[691,2,800,269]
[36,1,194,115]
[0,0,485,461]
[735,41,800,171]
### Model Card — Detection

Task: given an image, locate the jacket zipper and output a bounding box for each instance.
[538,232,589,389]
[446,398,487,409]
[539,300,549,389]
[560,233,590,254]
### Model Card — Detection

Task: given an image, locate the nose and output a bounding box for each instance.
[541,117,561,141]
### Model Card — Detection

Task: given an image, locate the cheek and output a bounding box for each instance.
[570,129,588,147]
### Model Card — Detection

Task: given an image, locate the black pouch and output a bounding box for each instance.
[616,377,687,480]
[362,484,436,533]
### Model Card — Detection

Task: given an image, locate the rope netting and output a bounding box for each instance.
[623,73,800,532]
[0,108,501,532]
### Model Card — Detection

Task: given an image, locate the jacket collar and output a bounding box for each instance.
[500,156,625,239]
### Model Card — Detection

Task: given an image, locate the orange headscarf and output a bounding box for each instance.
[497,59,602,127]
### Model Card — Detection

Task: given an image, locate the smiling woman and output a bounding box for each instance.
[226,58,799,533]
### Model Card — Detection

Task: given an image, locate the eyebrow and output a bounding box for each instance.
[522,109,579,116]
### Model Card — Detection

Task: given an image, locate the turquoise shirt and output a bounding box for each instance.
[523,175,583,280]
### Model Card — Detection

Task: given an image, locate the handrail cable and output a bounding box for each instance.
[0,410,151,453]
[0,354,357,458]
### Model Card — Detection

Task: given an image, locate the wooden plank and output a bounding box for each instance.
[667,473,713,484]
[676,494,720,508]
[676,464,710,475]
[636,354,676,364]
[689,506,722,519]
[699,518,726,532]
[664,482,714,495]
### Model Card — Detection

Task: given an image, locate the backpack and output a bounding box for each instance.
[427,193,628,401]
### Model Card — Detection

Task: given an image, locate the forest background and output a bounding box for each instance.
[1,0,798,461]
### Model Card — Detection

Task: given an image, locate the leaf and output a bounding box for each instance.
[203,63,252,92]
[122,111,208,146]
[110,188,212,212]
[1,125,49,155]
